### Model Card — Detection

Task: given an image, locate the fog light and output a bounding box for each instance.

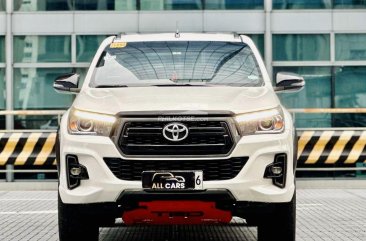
[66,155,89,190]
[271,166,283,176]
[70,167,82,176]
[264,154,287,188]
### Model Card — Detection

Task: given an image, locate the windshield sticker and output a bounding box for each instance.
[248,75,259,80]
[104,55,116,61]
[110,42,127,48]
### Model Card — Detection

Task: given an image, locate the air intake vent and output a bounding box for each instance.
[104,157,248,181]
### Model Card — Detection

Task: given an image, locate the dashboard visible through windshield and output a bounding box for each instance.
[90,41,264,88]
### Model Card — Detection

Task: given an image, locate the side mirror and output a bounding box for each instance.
[274,72,305,93]
[53,73,80,94]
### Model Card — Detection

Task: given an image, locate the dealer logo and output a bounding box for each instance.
[151,172,186,189]
[163,122,189,142]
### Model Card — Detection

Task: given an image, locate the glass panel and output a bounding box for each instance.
[0,69,4,129]
[0,0,5,11]
[74,0,137,10]
[205,0,264,9]
[273,34,330,61]
[13,68,86,129]
[140,0,164,10]
[13,68,74,110]
[274,66,332,128]
[15,0,137,11]
[0,36,4,62]
[0,68,5,109]
[77,35,108,62]
[14,0,72,11]
[247,34,264,58]
[141,0,203,10]
[334,0,366,9]
[90,41,264,87]
[334,66,366,127]
[273,0,331,9]
[335,34,366,61]
[0,68,5,129]
[14,36,71,63]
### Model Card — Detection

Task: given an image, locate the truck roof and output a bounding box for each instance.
[113,32,245,43]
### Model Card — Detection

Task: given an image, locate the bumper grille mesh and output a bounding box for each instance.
[104,157,248,181]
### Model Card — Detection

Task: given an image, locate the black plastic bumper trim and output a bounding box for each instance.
[118,189,236,203]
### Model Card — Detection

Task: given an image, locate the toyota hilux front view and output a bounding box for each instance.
[54,33,304,241]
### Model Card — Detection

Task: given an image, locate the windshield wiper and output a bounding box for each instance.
[95,84,129,88]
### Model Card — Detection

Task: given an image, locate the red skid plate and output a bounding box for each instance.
[122,200,232,225]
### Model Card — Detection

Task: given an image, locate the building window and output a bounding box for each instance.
[77,35,108,62]
[0,68,4,129]
[13,0,366,11]
[0,37,4,121]
[0,36,4,63]
[0,0,5,11]
[246,34,265,59]
[333,0,366,9]
[273,0,366,9]
[273,0,331,9]
[13,68,74,110]
[205,0,264,9]
[13,68,88,129]
[0,68,5,109]
[335,34,366,61]
[140,0,203,10]
[74,0,137,10]
[14,0,137,11]
[274,66,332,128]
[273,34,330,61]
[14,36,71,63]
[333,66,366,127]
[14,0,72,11]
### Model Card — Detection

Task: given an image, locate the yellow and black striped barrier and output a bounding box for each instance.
[0,130,366,168]
[0,132,56,167]
[297,130,366,167]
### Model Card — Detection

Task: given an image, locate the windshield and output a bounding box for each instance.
[90,41,264,87]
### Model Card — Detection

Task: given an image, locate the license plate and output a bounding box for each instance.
[142,171,203,190]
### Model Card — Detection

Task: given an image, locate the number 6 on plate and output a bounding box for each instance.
[194,171,203,189]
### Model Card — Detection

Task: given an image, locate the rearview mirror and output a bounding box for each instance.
[53,73,80,94]
[274,72,305,93]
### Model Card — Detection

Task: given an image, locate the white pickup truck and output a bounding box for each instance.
[54,32,304,241]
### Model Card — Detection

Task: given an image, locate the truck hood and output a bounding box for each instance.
[72,87,279,115]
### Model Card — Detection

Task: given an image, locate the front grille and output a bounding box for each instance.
[104,157,248,181]
[118,120,234,156]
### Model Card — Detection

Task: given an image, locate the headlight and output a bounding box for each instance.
[235,107,285,136]
[68,108,116,136]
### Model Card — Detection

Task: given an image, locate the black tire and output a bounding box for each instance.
[58,194,99,241]
[257,193,296,241]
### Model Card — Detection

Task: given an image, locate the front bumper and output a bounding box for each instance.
[60,189,289,223]
[58,113,295,204]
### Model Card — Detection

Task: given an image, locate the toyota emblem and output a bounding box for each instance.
[163,123,189,142]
